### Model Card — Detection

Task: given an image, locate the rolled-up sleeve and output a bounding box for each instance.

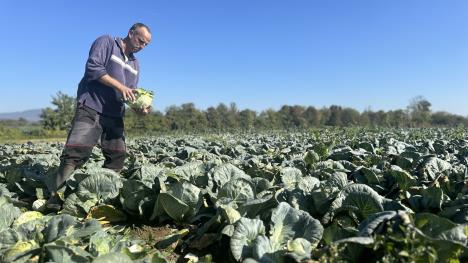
[84,35,111,81]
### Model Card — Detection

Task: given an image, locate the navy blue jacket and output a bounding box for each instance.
[77,35,139,117]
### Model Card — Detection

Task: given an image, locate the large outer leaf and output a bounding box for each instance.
[389,165,416,191]
[417,156,452,181]
[253,235,283,263]
[13,211,43,227]
[130,164,165,188]
[358,211,399,236]
[333,236,374,245]
[172,161,208,187]
[217,199,241,224]
[413,213,468,261]
[44,214,77,243]
[77,170,122,203]
[61,193,94,217]
[279,167,303,190]
[46,216,101,244]
[310,171,348,216]
[328,147,366,163]
[217,178,255,204]
[251,177,272,194]
[151,181,202,222]
[304,150,320,165]
[169,181,202,210]
[66,218,102,240]
[230,218,266,261]
[414,213,458,238]
[354,166,381,185]
[2,240,39,263]
[421,186,444,210]
[89,231,113,256]
[297,176,320,194]
[44,244,91,263]
[239,193,276,218]
[270,202,323,247]
[324,172,349,190]
[120,180,155,217]
[156,193,190,222]
[285,238,312,262]
[208,163,250,192]
[0,197,21,231]
[0,229,21,250]
[322,224,358,245]
[93,252,133,263]
[437,225,468,246]
[0,185,12,198]
[323,184,384,224]
[409,186,446,212]
[315,160,348,174]
[440,195,468,224]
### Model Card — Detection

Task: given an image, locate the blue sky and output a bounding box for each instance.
[1,0,467,116]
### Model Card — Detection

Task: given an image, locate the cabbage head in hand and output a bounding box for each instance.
[126,88,154,110]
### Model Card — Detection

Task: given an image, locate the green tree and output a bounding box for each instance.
[239,109,257,130]
[407,96,431,127]
[205,106,223,130]
[181,103,208,131]
[227,102,240,129]
[304,106,321,127]
[360,109,371,127]
[340,108,360,126]
[319,107,331,126]
[326,105,342,126]
[40,92,75,131]
[164,105,181,130]
[278,105,307,128]
[256,109,280,130]
[387,109,409,127]
[125,110,169,134]
[165,103,208,131]
[431,111,467,127]
[375,110,390,127]
[213,103,239,130]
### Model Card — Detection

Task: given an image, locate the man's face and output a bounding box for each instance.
[129,27,152,53]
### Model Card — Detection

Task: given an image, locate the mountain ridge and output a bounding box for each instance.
[0,109,42,122]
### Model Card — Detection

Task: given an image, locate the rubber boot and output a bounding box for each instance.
[46,163,76,212]
[52,163,76,192]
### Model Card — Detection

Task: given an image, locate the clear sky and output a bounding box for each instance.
[1,0,467,116]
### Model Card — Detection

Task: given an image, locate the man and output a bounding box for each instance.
[46,23,152,210]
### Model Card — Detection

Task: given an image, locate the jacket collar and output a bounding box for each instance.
[115,37,136,61]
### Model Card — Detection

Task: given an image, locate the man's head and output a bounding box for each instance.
[126,23,152,54]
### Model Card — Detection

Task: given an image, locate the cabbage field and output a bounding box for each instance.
[1,128,467,262]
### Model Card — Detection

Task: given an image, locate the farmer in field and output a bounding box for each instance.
[45,23,152,210]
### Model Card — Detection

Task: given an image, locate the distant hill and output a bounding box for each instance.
[0,109,42,122]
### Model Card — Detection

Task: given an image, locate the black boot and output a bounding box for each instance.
[45,193,63,212]
[45,163,75,212]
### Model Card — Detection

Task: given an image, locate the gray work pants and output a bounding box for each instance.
[48,104,126,192]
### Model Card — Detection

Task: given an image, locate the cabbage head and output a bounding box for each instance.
[126,88,154,110]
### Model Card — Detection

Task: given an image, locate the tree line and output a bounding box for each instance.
[32,92,468,136]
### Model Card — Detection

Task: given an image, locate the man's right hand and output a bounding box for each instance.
[98,74,136,101]
[119,86,136,102]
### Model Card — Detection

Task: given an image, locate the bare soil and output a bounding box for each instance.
[129,224,180,262]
